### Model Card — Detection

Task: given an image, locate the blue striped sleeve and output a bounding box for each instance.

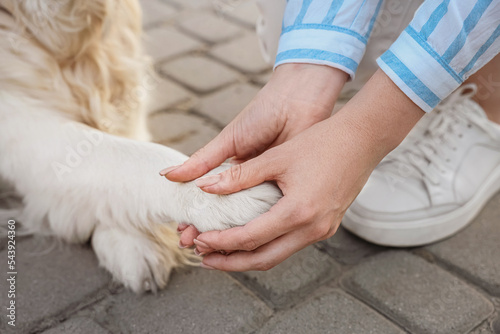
[378,0,500,112]
[275,0,384,79]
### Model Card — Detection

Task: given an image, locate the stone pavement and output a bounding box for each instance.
[1,0,500,333]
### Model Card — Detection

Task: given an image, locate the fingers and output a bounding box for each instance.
[164,128,236,182]
[179,225,200,248]
[200,227,311,272]
[195,200,294,252]
[195,151,282,195]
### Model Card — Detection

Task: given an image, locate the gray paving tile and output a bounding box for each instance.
[223,0,260,28]
[426,192,500,296]
[195,83,260,126]
[147,77,195,113]
[148,111,220,155]
[493,316,500,333]
[178,11,243,43]
[210,34,271,74]
[141,0,177,27]
[342,251,494,334]
[0,237,110,333]
[97,269,272,334]
[41,317,109,334]
[470,320,495,334]
[317,225,385,265]
[233,246,341,308]
[144,26,202,62]
[260,288,404,334]
[160,55,239,93]
[166,0,213,9]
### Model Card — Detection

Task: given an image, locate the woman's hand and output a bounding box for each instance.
[163,63,348,182]
[163,63,348,248]
[181,70,424,271]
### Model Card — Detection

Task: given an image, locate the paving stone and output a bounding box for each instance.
[178,11,243,43]
[166,0,213,9]
[342,251,494,334]
[493,317,500,333]
[233,246,341,308]
[316,225,385,265]
[144,26,202,62]
[141,0,177,27]
[160,55,239,93]
[147,77,194,113]
[223,0,260,28]
[196,83,260,126]
[148,111,220,155]
[0,236,5,251]
[41,317,109,334]
[0,237,110,333]
[425,192,500,297]
[210,34,271,74]
[470,320,495,334]
[98,269,272,334]
[260,288,404,334]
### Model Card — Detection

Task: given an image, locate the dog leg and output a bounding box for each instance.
[0,93,281,290]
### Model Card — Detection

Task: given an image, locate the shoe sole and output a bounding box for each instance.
[343,164,500,247]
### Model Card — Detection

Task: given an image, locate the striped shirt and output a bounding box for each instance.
[276,0,500,112]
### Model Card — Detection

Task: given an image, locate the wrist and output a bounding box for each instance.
[271,63,348,116]
[335,69,425,159]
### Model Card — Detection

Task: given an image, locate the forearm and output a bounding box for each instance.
[331,69,425,163]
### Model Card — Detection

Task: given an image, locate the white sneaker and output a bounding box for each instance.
[343,85,500,247]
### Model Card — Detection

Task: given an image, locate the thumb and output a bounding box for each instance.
[163,128,237,182]
[194,152,281,195]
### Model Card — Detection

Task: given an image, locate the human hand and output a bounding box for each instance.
[183,70,424,270]
[164,63,348,248]
[162,63,348,182]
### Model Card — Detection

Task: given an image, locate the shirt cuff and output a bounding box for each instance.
[274,25,368,80]
[377,26,464,112]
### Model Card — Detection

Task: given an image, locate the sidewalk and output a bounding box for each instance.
[1,1,499,333]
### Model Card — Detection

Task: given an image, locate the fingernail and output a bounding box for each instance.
[178,241,187,249]
[195,174,221,188]
[159,165,181,176]
[193,239,210,249]
[200,263,215,270]
[194,249,206,257]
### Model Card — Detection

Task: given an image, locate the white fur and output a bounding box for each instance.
[0,0,281,293]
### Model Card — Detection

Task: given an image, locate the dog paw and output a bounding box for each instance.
[91,224,193,293]
[178,164,283,232]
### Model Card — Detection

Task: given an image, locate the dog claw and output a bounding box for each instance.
[143,278,158,294]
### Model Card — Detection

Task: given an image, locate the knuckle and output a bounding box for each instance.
[292,206,315,223]
[254,258,276,271]
[312,222,332,240]
[240,231,258,251]
[228,164,244,183]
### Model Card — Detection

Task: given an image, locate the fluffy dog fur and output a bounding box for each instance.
[0,0,281,292]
